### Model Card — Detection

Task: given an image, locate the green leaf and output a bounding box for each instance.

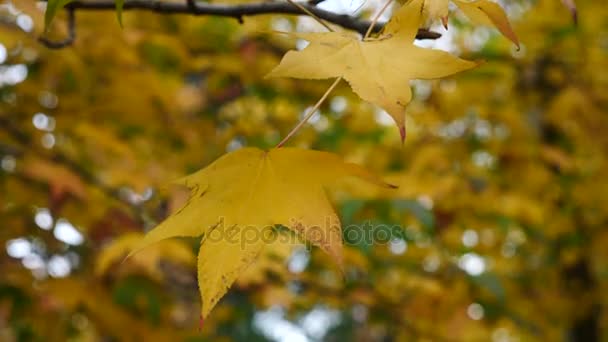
[112,276,162,324]
[115,0,124,27]
[44,0,74,32]
[392,199,435,231]
[471,272,506,303]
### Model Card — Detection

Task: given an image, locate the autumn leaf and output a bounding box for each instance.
[22,157,87,200]
[45,0,123,30]
[131,147,395,318]
[95,232,195,281]
[453,0,520,48]
[44,0,74,31]
[115,0,125,27]
[412,0,519,47]
[266,0,477,141]
[423,0,450,28]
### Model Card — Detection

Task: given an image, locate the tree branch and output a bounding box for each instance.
[39,8,76,49]
[45,0,439,42]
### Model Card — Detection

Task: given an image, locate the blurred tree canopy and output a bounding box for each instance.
[1,0,607,341]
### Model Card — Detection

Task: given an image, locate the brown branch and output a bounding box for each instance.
[39,8,76,49]
[40,0,439,48]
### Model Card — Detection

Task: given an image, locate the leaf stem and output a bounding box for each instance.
[276,77,342,148]
[276,0,392,148]
[285,0,334,32]
[363,0,393,40]
[273,0,337,148]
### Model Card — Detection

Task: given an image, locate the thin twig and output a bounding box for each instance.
[38,8,76,49]
[364,0,393,39]
[286,0,333,32]
[275,0,396,147]
[276,77,342,147]
[186,0,197,10]
[561,0,577,25]
[37,0,440,41]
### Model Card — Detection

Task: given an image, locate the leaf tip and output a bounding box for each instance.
[115,0,124,28]
[199,315,205,331]
[119,254,130,265]
[123,234,151,261]
[441,16,449,30]
[399,124,406,143]
[123,246,140,262]
[264,67,282,79]
[561,0,578,25]
[510,35,521,50]
[475,59,487,67]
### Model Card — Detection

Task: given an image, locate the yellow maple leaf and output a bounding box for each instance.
[454,0,520,48]
[131,147,395,318]
[418,0,519,47]
[266,0,478,141]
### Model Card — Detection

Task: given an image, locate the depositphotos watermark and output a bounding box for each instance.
[204,217,406,249]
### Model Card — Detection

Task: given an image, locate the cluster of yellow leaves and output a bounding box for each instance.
[420,0,519,48]
[129,0,522,320]
[6,0,604,338]
[267,0,519,140]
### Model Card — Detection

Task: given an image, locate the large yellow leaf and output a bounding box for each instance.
[131,147,394,318]
[266,0,477,140]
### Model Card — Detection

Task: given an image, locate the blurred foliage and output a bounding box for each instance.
[0,0,607,341]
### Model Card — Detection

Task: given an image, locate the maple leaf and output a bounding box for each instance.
[266,0,478,141]
[131,147,395,318]
[44,0,74,31]
[422,0,450,28]
[420,0,519,48]
[22,157,87,201]
[453,0,520,48]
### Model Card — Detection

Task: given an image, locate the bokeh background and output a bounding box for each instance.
[1,0,607,340]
